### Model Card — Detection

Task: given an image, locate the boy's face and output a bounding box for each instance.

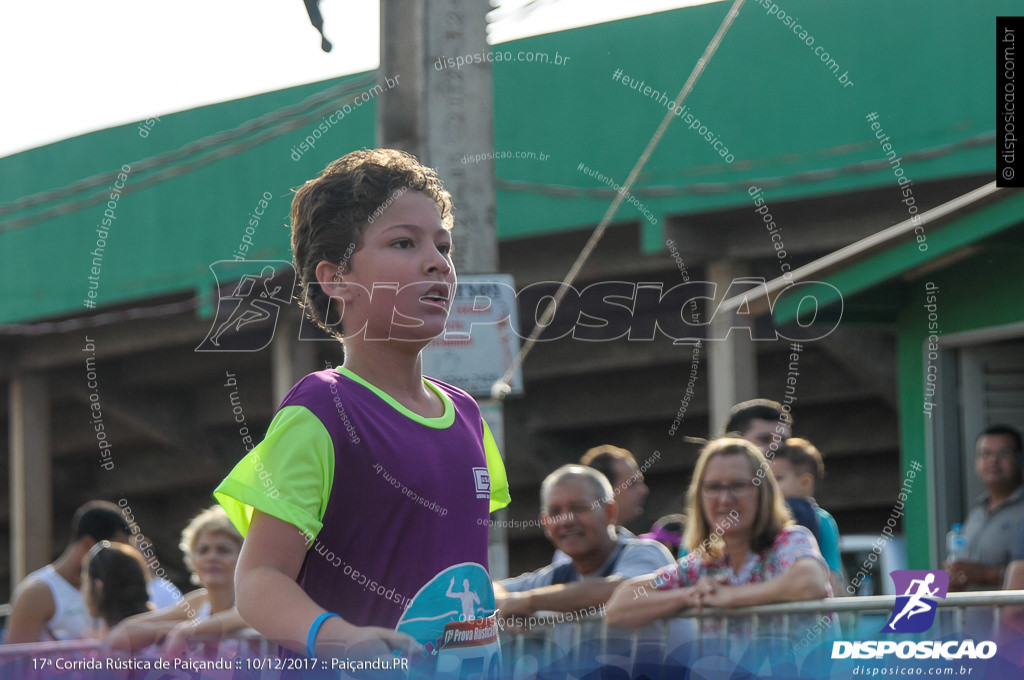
[768,458,813,497]
[337,191,456,342]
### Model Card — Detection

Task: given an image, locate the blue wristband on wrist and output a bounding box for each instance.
[306,612,341,658]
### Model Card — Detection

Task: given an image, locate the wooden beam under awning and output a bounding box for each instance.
[718,182,1007,318]
[9,372,52,585]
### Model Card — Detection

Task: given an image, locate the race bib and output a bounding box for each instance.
[435,614,501,679]
[395,563,501,678]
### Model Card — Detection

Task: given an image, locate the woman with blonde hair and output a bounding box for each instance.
[606,438,831,635]
[107,505,247,657]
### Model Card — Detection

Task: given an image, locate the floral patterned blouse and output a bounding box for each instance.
[654,525,834,638]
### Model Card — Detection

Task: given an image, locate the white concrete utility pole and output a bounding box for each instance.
[378,0,498,275]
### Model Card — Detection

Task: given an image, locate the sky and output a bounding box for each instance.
[0,0,717,159]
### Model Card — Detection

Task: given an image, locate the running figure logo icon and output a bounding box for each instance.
[196,261,296,352]
[883,570,949,634]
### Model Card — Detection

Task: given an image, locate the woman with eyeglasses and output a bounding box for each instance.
[606,438,831,635]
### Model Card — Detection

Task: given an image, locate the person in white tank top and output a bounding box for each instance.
[6,501,130,643]
[20,564,95,641]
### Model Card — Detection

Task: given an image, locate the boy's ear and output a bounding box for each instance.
[798,472,816,496]
[315,261,351,299]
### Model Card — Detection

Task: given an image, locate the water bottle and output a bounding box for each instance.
[947,523,967,561]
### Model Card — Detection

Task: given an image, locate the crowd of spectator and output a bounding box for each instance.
[3,404,1022,656]
[3,501,248,659]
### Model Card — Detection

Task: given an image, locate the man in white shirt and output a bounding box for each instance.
[6,501,131,642]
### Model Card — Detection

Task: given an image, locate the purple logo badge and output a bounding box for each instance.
[883,570,949,634]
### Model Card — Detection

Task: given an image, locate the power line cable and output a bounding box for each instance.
[495,132,995,199]
[0,299,200,336]
[492,0,748,398]
[0,77,386,233]
[0,73,378,225]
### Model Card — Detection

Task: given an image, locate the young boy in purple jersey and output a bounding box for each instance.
[214,149,510,665]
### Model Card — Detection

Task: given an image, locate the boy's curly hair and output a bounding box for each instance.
[290,149,454,339]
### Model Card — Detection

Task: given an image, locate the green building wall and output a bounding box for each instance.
[0,0,1005,326]
[0,73,377,325]
[896,238,1024,568]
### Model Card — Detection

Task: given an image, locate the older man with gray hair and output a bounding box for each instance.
[494,465,675,624]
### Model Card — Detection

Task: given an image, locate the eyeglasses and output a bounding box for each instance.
[700,481,756,498]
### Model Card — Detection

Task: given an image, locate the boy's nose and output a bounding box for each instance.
[425,250,452,274]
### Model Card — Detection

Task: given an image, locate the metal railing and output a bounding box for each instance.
[500,591,1024,673]
[2,593,1022,677]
